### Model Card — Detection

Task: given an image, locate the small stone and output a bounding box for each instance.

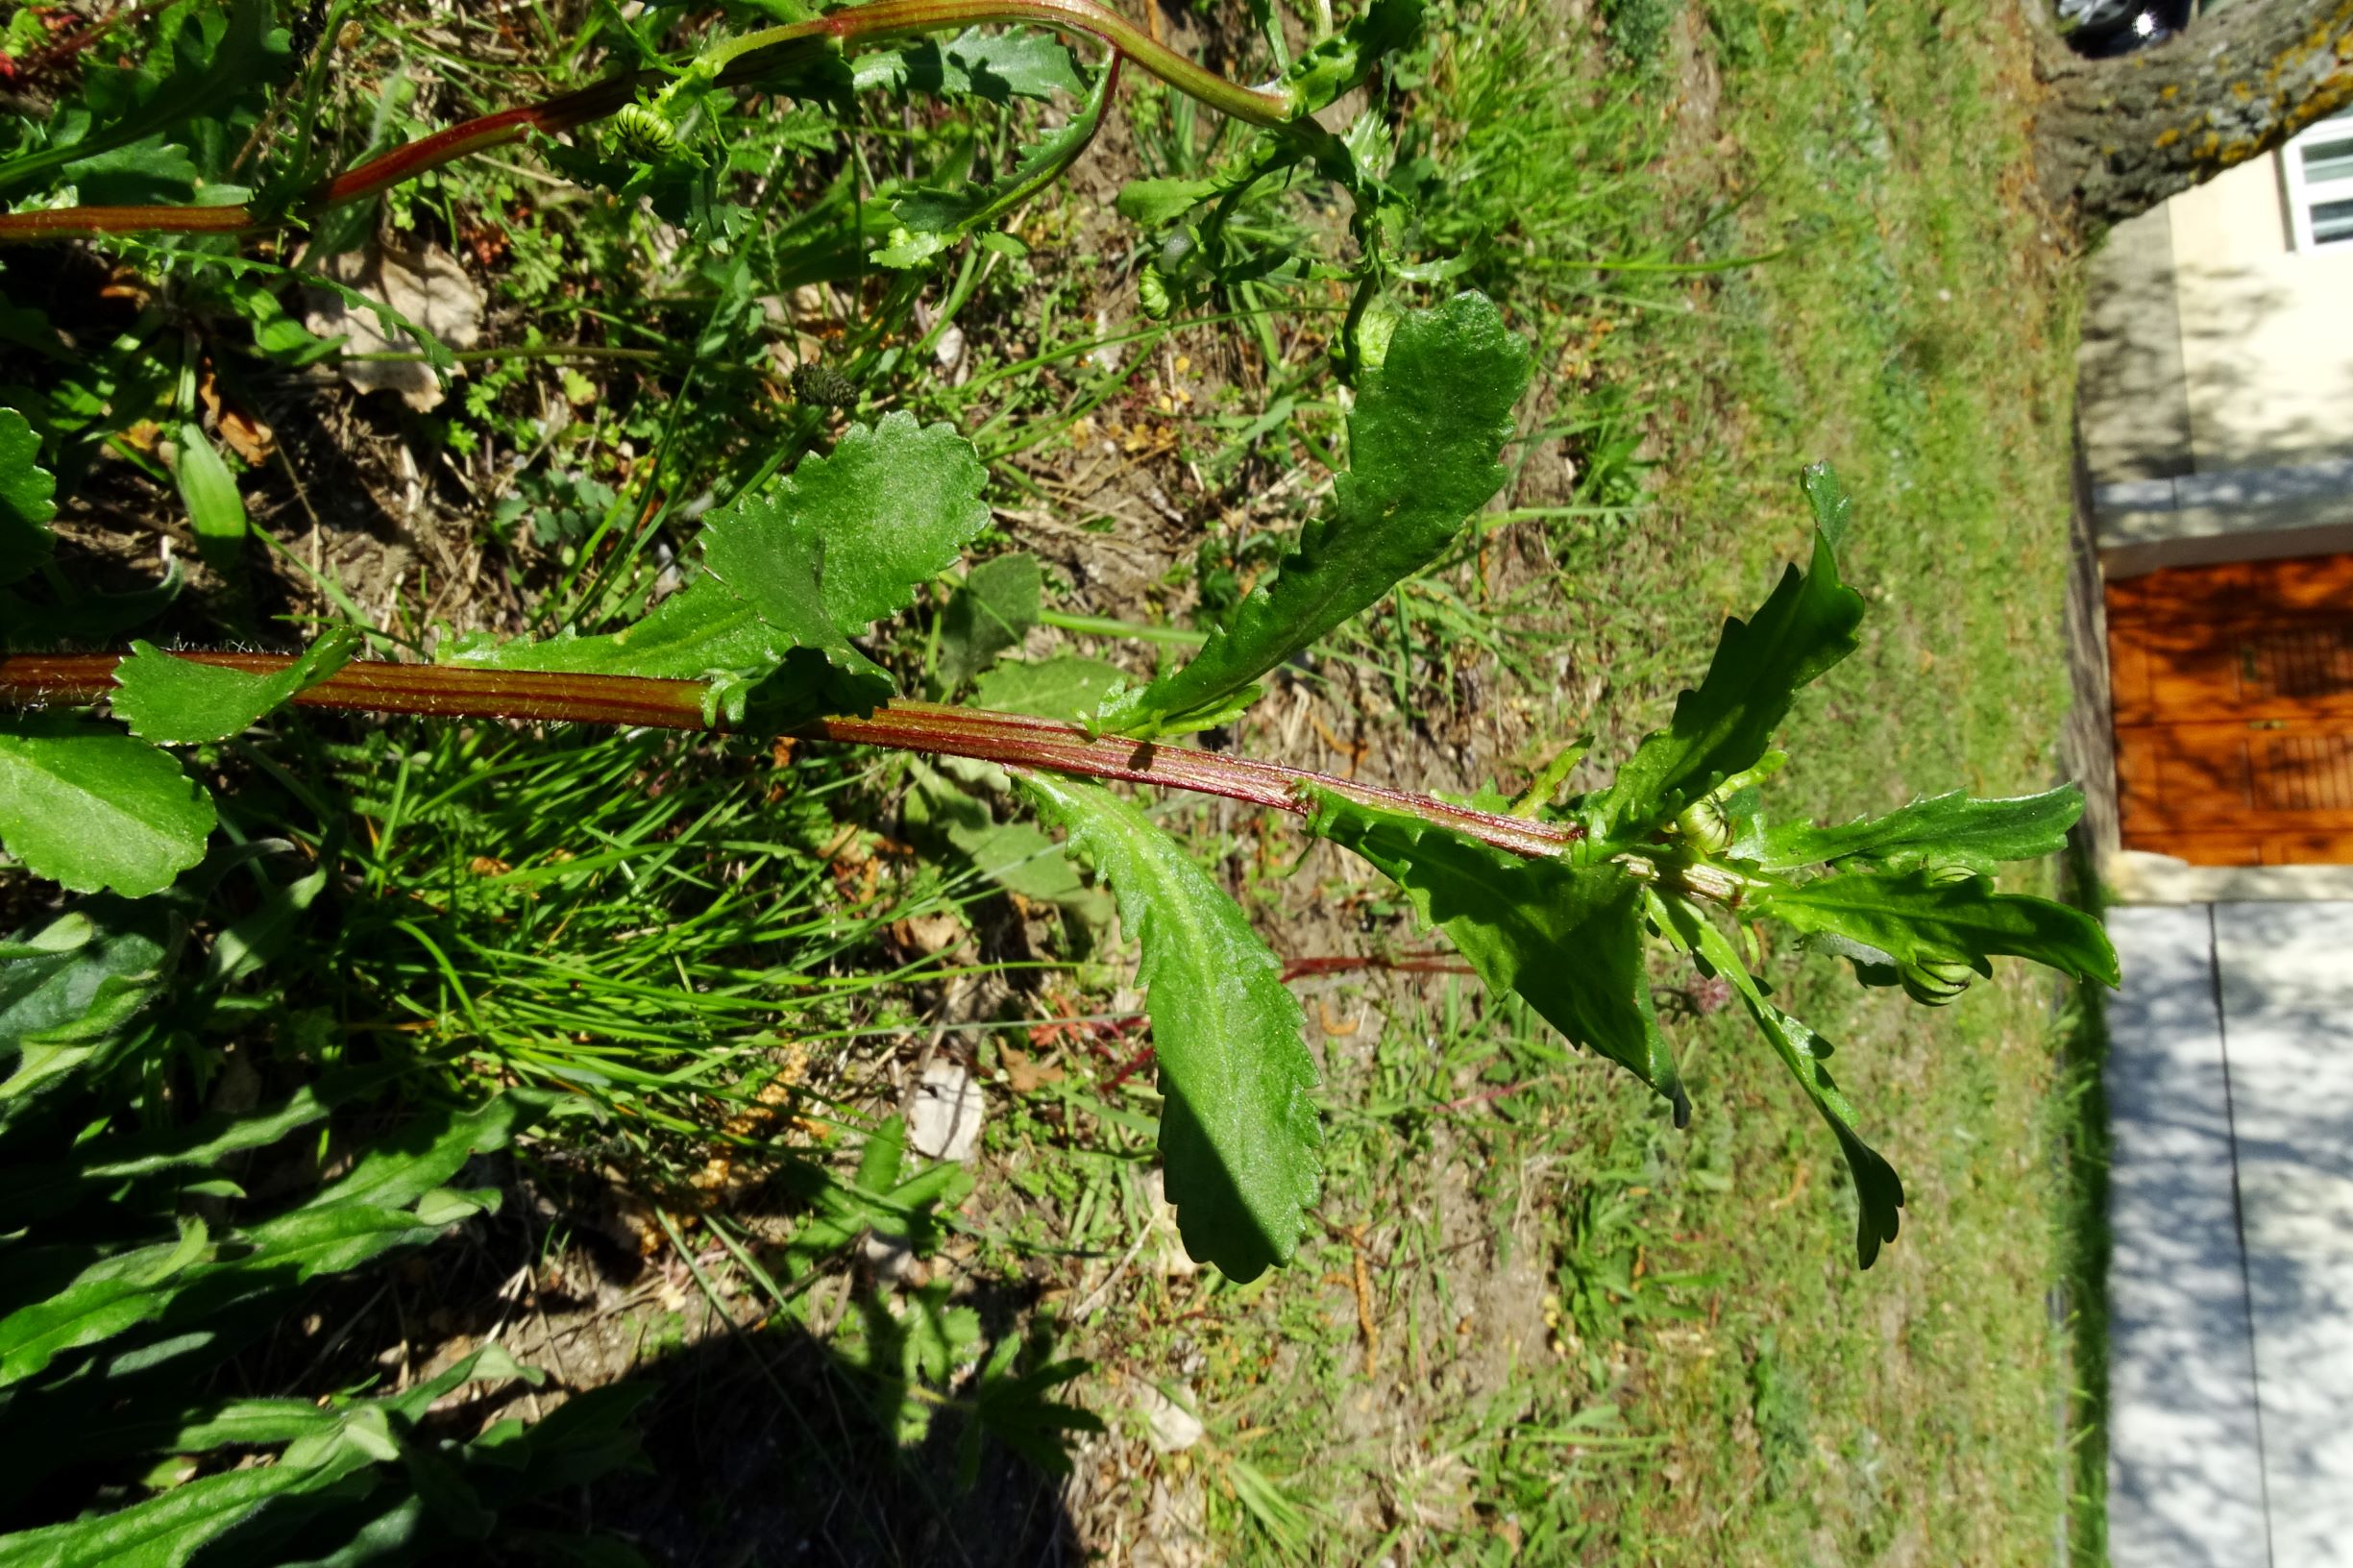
[1136,1381,1204,1454]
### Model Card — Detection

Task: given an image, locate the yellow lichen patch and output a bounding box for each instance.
[2154,127,2183,149]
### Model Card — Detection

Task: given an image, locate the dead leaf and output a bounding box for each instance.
[304,242,485,411]
[219,407,275,465]
[999,1044,1065,1093]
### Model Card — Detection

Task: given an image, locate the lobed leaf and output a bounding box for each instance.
[1754,868,2120,988]
[1650,894,1905,1268]
[1751,785,2084,875]
[1592,462,1865,842]
[1022,774,1320,1281]
[0,406,57,585]
[757,409,991,632]
[1097,292,1530,736]
[454,412,987,717]
[0,718,214,896]
[111,629,361,745]
[854,28,1086,103]
[1303,788,1688,1121]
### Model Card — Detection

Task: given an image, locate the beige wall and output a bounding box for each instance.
[2169,158,2353,470]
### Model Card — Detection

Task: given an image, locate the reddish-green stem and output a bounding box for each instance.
[0,651,1582,862]
[0,0,1291,243]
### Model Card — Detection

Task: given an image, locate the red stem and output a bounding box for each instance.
[0,652,1583,862]
[0,0,1287,243]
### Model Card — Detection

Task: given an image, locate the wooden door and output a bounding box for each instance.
[2108,552,2353,865]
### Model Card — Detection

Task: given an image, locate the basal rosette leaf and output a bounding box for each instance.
[1098,292,1530,737]
[0,718,214,897]
[110,630,361,745]
[1592,462,1865,844]
[1021,774,1320,1282]
[1753,867,2120,989]
[1302,788,1688,1122]
[1750,785,2084,875]
[1650,893,1905,1268]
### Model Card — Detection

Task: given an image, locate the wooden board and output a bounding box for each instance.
[2108,552,2353,865]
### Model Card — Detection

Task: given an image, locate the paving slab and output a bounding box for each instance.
[2105,904,2268,1568]
[2214,901,2353,1568]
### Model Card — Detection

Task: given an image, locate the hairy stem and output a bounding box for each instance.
[0,0,1292,243]
[0,652,1582,861]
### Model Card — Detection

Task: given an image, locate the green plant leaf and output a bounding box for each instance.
[0,406,57,585]
[1753,868,2120,988]
[0,899,179,1125]
[61,135,202,205]
[0,718,214,896]
[964,1341,1102,1487]
[0,1216,211,1386]
[3,1064,401,1231]
[1097,292,1530,736]
[972,655,1128,722]
[465,413,983,720]
[172,424,248,579]
[759,409,992,632]
[1649,893,1905,1268]
[1022,774,1320,1281]
[1116,177,1217,225]
[110,630,361,745]
[1302,788,1688,1121]
[934,553,1042,695]
[2,561,183,649]
[697,508,895,696]
[856,28,1085,101]
[883,56,1115,257]
[0,1444,377,1568]
[1592,462,1866,842]
[1751,786,2084,874]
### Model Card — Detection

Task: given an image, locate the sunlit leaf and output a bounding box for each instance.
[1592,462,1864,842]
[1023,774,1320,1281]
[1303,788,1688,1121]
[1751,785,2083,874]
[1098,292,1530,736]
[110,630,361,745]
[0,718,213,896]
[1754,868,2120,988]
[1651,893,1905,1268]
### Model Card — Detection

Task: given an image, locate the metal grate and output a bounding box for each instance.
[2242,623,2353,701]
[2258,732,2353,812]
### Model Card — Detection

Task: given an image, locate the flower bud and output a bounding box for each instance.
[1675,795,1734,854]
[1900,957,1973,1007]
[1138,260,1172,321]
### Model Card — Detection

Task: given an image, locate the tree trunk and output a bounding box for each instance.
[2033,0,2353,232]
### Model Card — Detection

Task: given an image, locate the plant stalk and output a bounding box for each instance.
[0,0,1293,243]
[0,652,1582,861]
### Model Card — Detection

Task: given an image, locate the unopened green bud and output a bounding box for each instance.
[1138,260,1172,320]
[1900,957,1973,1007]
[1675,795,1735,854]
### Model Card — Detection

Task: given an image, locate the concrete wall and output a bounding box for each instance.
[2078,155,2353,578]
[2169,159,2353,472]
